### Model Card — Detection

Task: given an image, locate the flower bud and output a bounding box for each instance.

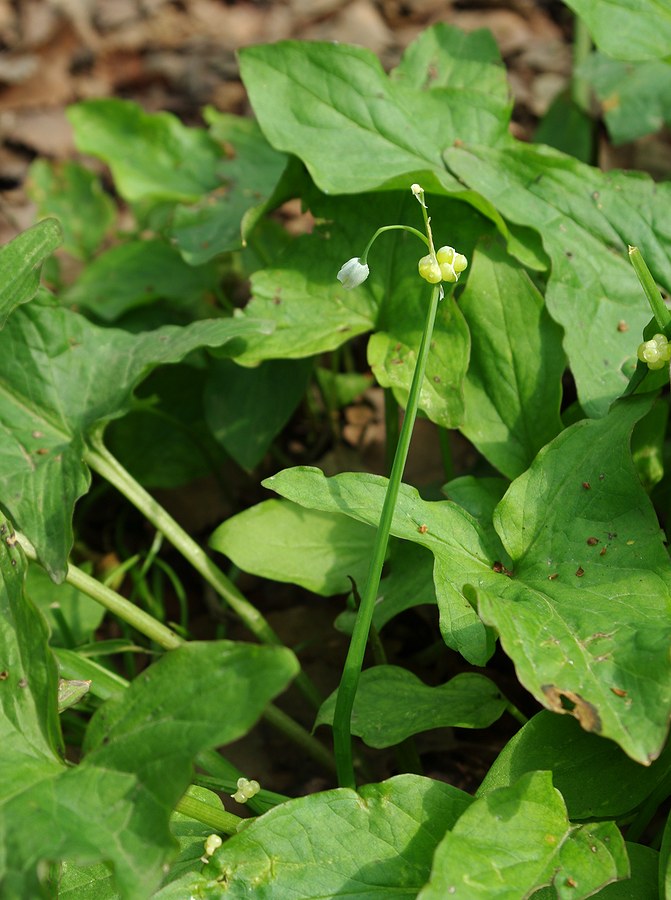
[337,257,369,289]
[418,254,442,283]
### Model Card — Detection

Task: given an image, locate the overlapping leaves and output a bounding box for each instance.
[265,395,671,764]
[0,293,271,579]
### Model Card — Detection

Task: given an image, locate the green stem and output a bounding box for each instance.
[175,791,242,835]
[571,12,592,112]
[438,428,454,483]
[196,750,267,816]
[84,434,322,710]
[30,544,335,774]
[333,284,442,788]
[629,246,671,332]
[264,704,337,774]
[17,536,184,650]
[384,390,399,475]
[361,224,430,263]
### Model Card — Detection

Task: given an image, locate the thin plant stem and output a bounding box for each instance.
[571,12,592,112]
[264,704,337,774]
[18,536,184,651]
[20,538,337,775]
[629,246,671,332]
[175,791,242,835]
[384,390,399,475]
[438,428,454,483]
[84,433,322,710]
[333,284,442,788]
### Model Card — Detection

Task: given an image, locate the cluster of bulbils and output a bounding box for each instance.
[418,245,468,284]
[337,183,468,292]
[230,776,261,804]
[637,333,671,370]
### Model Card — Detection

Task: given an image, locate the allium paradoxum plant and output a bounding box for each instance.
[333,184,468,789]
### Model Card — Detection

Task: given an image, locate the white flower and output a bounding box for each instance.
[337,257,369,289]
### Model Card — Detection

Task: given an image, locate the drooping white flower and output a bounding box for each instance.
[337,257,369,289]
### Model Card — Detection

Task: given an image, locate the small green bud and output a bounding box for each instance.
[418,254,442,283]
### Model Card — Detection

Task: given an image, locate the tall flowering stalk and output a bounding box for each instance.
[333,184,468,788]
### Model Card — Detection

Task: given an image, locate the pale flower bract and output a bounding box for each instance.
[337,257,369,289]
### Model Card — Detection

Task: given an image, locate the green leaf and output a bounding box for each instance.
[316,667,507,747]
[0,219,62,327]
[26,563,105,647]
[105,364,225,489]
[483,394,671,764]
[0,514,64,792]
[591,844,658,899]
[204,357,312,470]
[237,189,484,428]
[315,367,373,408]
[3,641,298,898]
[631,396,667,492]
[442,475,509,547]
[367,288,470,429]
[264,466,502,665]
[57,862,117,898]
[206,775,472,898]
[210,499,375,596]
[445,142,671,417]
[268,396,671,763]
[239,23,510,195]
[63,239,221,322]
[660,811,671,899]
[172,110,287,265]
[335,540,436,635]
[418,771,628,899]
[27,160,115,259]
[163,785,229,887]
[68,98,222,203]
[579,53,671,143]
[459,238,564,478]
[534,91,594,163]
[563,0,671,61]
[479,711,671,820]
[0,298,271,579]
